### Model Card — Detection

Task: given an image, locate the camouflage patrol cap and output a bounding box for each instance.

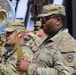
[34,21,41,27]
[4,19,25,32]
[34,21,42,30]
[37,4,66,17]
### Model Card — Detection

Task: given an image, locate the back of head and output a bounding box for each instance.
[37,4,66,18]
[4,19,25,32]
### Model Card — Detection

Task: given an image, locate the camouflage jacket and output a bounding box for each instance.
[49,28,76,74]
[46,29,76,72]
[0,44,33,75]
[25,34,44,52]
[28,35,70,75]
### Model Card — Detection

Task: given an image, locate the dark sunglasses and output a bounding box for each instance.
[40,16,55,24]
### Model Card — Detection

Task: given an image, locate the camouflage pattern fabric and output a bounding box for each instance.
[49,28,76,74]
[37,4,66,18]
[25,21,46,52]
[4,19,25,32]
[34,21,42,31]
[25,34,43,52]
[0,44,33,75]
[27,36,71,75]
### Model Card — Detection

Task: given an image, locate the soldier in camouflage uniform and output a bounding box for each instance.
[16,5,71,75]
[0,19,33,75]
[37,4,76,75]
[25,21,47,52]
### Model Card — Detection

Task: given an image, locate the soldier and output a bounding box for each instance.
[34,21,46,39]
[0,19,33,75]
[37,4,76,75]
[16,5,71,75]
[25,21,47,52]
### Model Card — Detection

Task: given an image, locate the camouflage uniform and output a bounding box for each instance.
[25,35,42,52]
[37,4,76,75]
[28,37,70,75]
[0,45,33,75]
[25,21,46,52]
[49,28,76,74]
[0,20,33,75]
[25,5,71,75]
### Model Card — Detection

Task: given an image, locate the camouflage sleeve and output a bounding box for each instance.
[32,35,42,45]
[28,49,70,75]
[31,35,43,52]
[0,46,33,75]
[22,46,33,62]
[25,35,42,52]
[0,63,17,75]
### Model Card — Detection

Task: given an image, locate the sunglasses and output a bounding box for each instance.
[40,16,55,24]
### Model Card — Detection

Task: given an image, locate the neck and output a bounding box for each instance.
[49,28,64,38]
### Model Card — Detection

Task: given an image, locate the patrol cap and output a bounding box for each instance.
[34,21,42,31]
[4,19,25,32]
[34,21,41,27]
[37,4,66,17]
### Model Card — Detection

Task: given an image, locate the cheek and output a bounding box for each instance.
[46,20,55,29]
[43,22,51,30]
[9,35,15,42]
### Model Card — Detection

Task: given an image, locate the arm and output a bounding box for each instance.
[0,62,17,75]
[28,48,70,75]
[25,32,42,52]
[17,46,70,75]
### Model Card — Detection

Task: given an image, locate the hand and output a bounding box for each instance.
[26,32,35,38]
[16,59,30,72]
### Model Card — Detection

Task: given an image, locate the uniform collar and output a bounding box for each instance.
[47,28,68,41]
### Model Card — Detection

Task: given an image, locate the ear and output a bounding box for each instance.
[18,32,22,38]
[56,17,61,26]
